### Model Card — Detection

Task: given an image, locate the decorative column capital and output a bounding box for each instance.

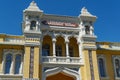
[65,37,69,43]
[52,38,56,42]
[65,40,69,43]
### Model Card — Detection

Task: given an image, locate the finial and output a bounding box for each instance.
[32,0,35,3]
[80,7,93,16]
[24,0,43,12]
[81,7,88,14]
[30,0,36,6]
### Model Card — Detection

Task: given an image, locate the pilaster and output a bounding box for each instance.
[23,46,30,78]
[52,38,56,57]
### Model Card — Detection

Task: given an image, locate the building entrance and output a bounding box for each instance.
[46,72,75,80]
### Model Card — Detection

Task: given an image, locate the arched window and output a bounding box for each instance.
[69,47,73,57]
[56,45,62,56]
[85,26,90,34]
[42,44,50,56]
[5,54,12,74]
[98,58,106,77]
[30,21,36,30]
[15,54,21,74]
[115,59,120,77]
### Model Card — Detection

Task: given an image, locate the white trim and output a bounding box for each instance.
[1,49,23,75]
[97,54,108,79]
[112,55,120,79]
[43,67,80,80]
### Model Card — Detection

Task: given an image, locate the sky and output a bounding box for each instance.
[0,0,120,42]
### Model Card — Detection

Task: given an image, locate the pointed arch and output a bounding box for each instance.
[69,37,79,57]
[44,67,80,80]
[42,35,52,56]
[30,20,36,30]
[56,36,65,56]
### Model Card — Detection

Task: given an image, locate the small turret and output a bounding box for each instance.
[22,1,43,46]
[22,1,43,33]
[79,7,97,36]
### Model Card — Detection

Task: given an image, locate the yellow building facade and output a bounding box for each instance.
[0,1,120,80]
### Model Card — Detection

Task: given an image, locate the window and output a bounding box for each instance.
[85,26,90,34]
[56,45,62,56]
[42,44,50,56]
[97,55,107,78]
[114,58,120,77]
[69,47,74,57]
[30,21,36,30]
[15,54,21,74]
[3,49,23,75]
[98,58,106,77]
[5,54,12,74]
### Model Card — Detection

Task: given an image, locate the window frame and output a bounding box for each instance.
[113,55,120,79]
[2,49,23,75]
[97,54,108,79]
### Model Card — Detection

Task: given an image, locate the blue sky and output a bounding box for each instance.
[0,0,120,42]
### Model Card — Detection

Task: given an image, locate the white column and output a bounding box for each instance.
[52,38,56,57]
[78,42,83,59]
[25,20,30,31]
[1,56,5,74]
[90,26,93,35]
[36,21,39,31]
[19,56,23,74]
[65,36,69,57]
[65,42,69,57]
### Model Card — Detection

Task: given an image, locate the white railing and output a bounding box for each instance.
[22,78,39,80]
[5,38,24,43]
[42,56,83,65]
[0,38,25,45]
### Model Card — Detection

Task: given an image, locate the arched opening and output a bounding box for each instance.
[98,58,106,77]
[30,21,36,30]
[56,36,65,57]
[115,59,120,77]
[46,72,75,80]
[85,25,90,34]
[5,54,12,74]
[42,35,52,56]
[69,37,79,57]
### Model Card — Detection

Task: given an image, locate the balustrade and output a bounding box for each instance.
[42,56,83,65]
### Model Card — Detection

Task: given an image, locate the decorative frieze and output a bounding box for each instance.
[41,30,79,39]
[41,20,78,27]
[5,38,24,43]
[3,49,23,54]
